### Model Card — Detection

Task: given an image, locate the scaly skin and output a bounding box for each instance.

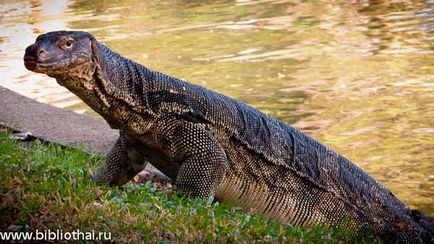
[24,31,433,242]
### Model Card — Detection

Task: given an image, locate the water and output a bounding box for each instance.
[0,0,433,214]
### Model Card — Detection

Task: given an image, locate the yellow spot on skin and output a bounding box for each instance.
[396,222,405,230]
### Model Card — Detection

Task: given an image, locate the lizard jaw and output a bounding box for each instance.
[23,55,37,71]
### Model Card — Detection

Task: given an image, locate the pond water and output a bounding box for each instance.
[0,0,433,214]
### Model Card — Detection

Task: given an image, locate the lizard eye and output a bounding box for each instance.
[64,39,74,49]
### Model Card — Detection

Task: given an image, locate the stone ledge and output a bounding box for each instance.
[0,87,118,155]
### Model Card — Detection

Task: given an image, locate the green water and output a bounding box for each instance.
[0,0,433,214]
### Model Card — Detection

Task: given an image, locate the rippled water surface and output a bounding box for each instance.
[0,0,433,214]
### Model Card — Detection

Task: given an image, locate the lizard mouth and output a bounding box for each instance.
[23,56,63,72]
[23,55,37,71]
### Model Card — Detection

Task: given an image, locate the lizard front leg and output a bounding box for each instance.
[93,131,147,186]
[168,122,229,198]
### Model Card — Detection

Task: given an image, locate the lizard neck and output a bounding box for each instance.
[93,42,154,111]
[53,57,111,118]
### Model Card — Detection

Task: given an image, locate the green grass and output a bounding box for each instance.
[0,132,373,242]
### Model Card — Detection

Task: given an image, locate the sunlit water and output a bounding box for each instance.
[0,0,433,214]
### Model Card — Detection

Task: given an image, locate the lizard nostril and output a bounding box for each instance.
[35,47,49,62]
[37,48,45,56]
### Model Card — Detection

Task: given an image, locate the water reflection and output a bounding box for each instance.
[356,0,434,55]
[0,0,433,214]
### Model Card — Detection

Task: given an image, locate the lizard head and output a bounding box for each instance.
[24,31,98,79]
